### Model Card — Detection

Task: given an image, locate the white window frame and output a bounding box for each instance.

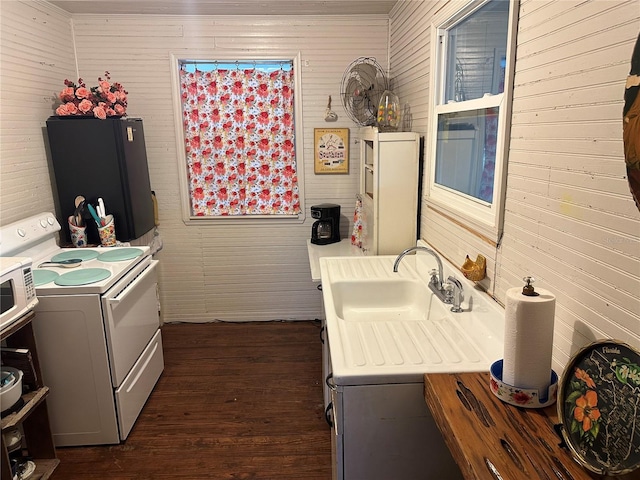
[426,0,518,242]
[169,51,306,225]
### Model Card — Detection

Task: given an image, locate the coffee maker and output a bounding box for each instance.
[310,203,341,245]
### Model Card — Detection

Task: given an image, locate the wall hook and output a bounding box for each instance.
[324,95,338,122]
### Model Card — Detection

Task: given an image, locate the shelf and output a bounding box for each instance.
[8,458,61,480]
[1,387,50,431]
[0,312,35,342]
[357,128,420,255]
[32,458,60,480]
[1,311,57,480]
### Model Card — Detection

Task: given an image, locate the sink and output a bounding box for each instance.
[331,279,447,322]
[319,253,505,384]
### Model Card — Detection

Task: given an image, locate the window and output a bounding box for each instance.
[428,0,517,240]
[171,55,305,222]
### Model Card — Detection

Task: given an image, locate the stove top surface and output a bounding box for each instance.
[33,245,151,294]
[1,212,151,295]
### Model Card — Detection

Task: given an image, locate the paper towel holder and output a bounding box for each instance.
[490,359,558,408]
[521,276,539,296]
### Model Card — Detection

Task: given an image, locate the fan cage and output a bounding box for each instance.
[340,57,389,126]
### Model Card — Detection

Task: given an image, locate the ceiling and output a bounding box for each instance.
[48,0,399,16]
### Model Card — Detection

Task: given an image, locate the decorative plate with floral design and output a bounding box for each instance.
[558,340,640,476]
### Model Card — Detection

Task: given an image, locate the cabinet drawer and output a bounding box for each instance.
[115,330,164,440]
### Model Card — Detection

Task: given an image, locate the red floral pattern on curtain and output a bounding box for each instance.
[179,66,301,216]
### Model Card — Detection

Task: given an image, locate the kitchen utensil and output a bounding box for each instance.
[73,208,83,227]
[87,204,102,227]
[97,198,106,221]
[38,258,83,268]
[73,196,85,227]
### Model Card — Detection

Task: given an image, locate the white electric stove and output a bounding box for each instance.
[0,212,164,446]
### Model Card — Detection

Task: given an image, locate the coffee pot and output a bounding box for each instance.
[310,204,341,245]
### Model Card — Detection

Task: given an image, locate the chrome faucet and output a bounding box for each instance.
[445,276,464,312]
[393,246,447,303]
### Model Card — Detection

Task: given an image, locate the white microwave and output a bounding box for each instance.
[0,256,38,331]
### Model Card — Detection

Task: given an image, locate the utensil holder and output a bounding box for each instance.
[98,214,116,247]
[68,216,87,247]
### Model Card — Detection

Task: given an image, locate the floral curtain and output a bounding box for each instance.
[179,65,301,216]
[478,65,505,204]
[478,107,498,203]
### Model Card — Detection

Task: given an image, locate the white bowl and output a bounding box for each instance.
[0,367,23,412]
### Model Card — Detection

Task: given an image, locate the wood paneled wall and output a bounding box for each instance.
[389,0,640,373]
[2,0,638,375]
[0,1,389,322]
[0,1,75,222]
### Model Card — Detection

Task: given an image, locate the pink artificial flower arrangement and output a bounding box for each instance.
[55,71,128,119]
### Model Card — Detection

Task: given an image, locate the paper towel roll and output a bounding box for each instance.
[503,287,556,395]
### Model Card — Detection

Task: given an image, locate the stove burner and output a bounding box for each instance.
[33,270,59,286]
[97,248,143,262]
[51,250,99,262]
[54,268,111,286]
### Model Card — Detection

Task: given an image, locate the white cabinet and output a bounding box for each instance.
[359,127,420,255]
[327,382,462,480]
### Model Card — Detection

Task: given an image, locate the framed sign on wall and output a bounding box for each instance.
[314,128,349,174]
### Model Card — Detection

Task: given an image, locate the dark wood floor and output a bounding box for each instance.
[51,321,332,480]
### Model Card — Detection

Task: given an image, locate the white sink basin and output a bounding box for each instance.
[331,279,446,322]
[320,253,505,385]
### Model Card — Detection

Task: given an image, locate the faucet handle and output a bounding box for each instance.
[443,281,454,303]
[429,268,439,285]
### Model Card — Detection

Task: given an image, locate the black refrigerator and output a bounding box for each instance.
[46,117,155,245]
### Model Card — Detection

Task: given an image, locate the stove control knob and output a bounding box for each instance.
[17,228,26,237]
[40,219,47,228]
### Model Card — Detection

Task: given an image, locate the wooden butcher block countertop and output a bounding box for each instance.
[423,372,638,480]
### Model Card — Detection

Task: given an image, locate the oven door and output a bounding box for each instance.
[102,259,160,387]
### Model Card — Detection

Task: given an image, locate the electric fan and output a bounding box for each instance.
[340,57,389,126]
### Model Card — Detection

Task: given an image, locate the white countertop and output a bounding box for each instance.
[306,238,364,282]
[319,254,505,385]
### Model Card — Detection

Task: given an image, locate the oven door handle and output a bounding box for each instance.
[107,260,157,310]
